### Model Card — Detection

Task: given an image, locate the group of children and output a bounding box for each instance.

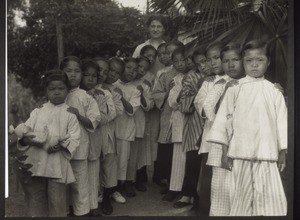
[14,37,287,217]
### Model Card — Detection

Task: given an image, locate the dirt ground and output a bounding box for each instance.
[5,159,192,217]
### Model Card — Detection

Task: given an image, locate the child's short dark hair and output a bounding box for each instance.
[221,42,242,60]
[157,43,167,51]
[166,40,184,49]
[108,57,125,73]
[192,46,206,63]
[93,57,108,63]
[59,56,81,70]
[42,69,70,89]
[146,14,168,30]
[140,45,157,57]
[136,55,151,64]
[206,41,225,55]
[123,57,138,64]
[82,59,100,73]
[242,40,270,58]
[171,46,185,60]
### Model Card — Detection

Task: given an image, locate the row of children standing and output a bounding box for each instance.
[15,36,287,216]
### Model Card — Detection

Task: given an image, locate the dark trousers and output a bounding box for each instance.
[197,153,212,215]
[155,143,174,183]
[181,150,202,197]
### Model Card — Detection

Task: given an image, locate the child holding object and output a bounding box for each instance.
[207,40,287,216]
[16,70,80,217]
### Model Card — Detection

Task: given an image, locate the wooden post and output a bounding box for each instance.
[56,14,64,66]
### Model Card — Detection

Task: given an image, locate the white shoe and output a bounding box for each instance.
[111,191,126,204]
[97,194,103,203]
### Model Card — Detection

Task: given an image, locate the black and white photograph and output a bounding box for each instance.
[5,0,294,217]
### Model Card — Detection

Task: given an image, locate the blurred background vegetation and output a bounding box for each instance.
[7,0,289,125]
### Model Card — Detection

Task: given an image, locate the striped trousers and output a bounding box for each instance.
[230,160,287,216]
[88,159,100,210]
[169,143,186,191]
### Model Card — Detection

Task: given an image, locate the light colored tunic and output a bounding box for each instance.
[89,85,117,158]
[194,75,230,154]
[65,87,101,160]
[19,102,80,184]
[113,79,141,141]
[207,76,287,160]
[152,68,178,143]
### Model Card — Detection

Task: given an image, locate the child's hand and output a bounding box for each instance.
[22,135,44,148]
[48,144,63,154]
[278,150,287,172]
[102,85,111,92]
[94,89,105,96]
[215,78,227,85]
[221,145,233,171]
[274,83,284,95]
[67,107,80,117]
[169,80,175,90]
[114,87,123,97]
[205,75,215,82]
[136,85,144,93]
[143,79,152,88]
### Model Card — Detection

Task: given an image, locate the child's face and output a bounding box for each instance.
[185,55,195,71]
[137,60,150,79]
[96,60,109,84]
[143,49,157,65]
[194,54,212,76]
[243,48,270,78]
[148,20,165,39]
[82,67,98,90]
[46,81,68,105]
[63,60,82,88]
[157,46,171,66]
[122,61,138,83]
[222,50,243,79]
[106,61,122,84]
[206,47,223,75]
[173,53,187,74]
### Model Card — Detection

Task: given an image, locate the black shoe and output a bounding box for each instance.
[102,199,113,215]
[135,181,147,192]
[124,181,136,197]
[173,201,191,208]
[89,209,102,217]
[153,178,167,187]
[160,185,169,194]
[162,191,180,202]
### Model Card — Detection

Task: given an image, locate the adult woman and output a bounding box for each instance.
[132,14,170,187]
[132,14,169,74]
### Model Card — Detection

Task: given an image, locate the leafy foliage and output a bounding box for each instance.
[8,0,147,97]
[150,0,289,89]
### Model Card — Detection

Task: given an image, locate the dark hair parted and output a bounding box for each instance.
[81,59,100,74]
[192,46,206,63]
[140,45,157,57]
[166,40,184,49]
[59,56,81,70]
[206,41,225,55]
[221,42,242,60]
[136,55,151,64]
[42,69,70,89]
[108,57,125,73]
[171,46,185,60]
[146,14,168,30]
[242,40,270,58]
[93,57,108,63]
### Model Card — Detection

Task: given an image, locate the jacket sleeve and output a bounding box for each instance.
[126,88,141,116]
[60,114,81,160]
[152,73,168,110]
[194,81,209,118]
[275,89,288,151]
[86,95,101,132]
